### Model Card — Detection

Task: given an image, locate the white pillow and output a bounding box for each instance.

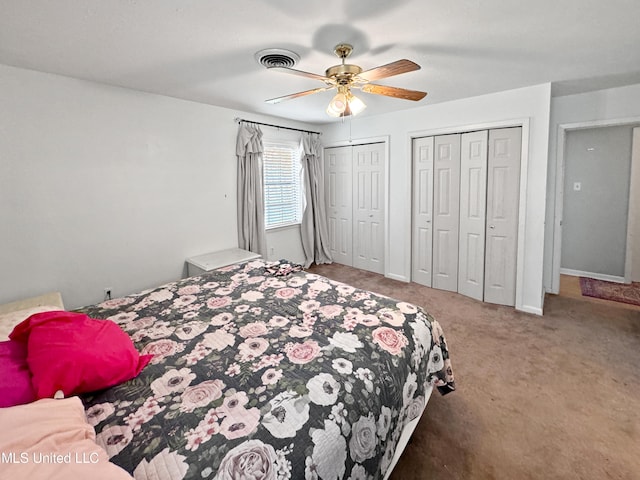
[0,304,65,340]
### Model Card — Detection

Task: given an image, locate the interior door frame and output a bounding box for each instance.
[406,118,530,311]
[629,128,640,282]
[551,117,640,293]
[323,136,390,277]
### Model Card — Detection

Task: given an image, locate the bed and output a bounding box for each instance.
[70,259,455,480]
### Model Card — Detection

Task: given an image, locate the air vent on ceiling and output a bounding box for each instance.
[255,48,300,69]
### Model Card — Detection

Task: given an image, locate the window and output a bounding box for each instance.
[263,140,303,229]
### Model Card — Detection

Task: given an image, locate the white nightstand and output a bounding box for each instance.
[186,248,262,277]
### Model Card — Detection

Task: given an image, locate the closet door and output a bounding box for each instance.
[325,146,353,266]
[484,127,521,306]
[432,134,461,292]
[411,137,434,286]
[352,143,385,274]
[458,130,488,300]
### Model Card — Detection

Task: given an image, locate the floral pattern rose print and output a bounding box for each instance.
[95,424,133,457]
[284,339,321,364]
[261,391,311,439]
[310,420,347,480]
[85,402,115,426]
[150,368,195,397]
[349,413,378,463]
[141,338,185,364]
[78,259,454,480]
[307,373,340,406]
[371,326,408,355]
[215,440,277,480]
[180,379,225,413]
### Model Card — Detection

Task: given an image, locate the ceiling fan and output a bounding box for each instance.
[264,43,427,117]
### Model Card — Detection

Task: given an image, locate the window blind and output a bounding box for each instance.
[263,140,302,229]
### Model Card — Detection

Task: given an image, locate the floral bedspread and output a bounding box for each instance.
[78,260,455,480]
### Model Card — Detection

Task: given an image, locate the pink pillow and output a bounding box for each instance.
[0,397,136,479]
[9,311,152,399]
[0,341,37,407]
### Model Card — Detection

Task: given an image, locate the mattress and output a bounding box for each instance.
[77,259,455,479]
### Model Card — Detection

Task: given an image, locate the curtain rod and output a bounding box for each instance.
[234,117,321,135]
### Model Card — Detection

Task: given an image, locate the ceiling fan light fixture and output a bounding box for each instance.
[326,91,347,117]
[347,93,366,116]
[326,89,366,118]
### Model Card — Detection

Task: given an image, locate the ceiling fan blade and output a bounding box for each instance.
[357,59,421,82]
[267,66,332,83]
[361,83,427,101]
[265,86,334,104]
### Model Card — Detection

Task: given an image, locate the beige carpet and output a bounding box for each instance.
[307,263,640,480]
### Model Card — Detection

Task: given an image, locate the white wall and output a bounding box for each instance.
[265,226,306,265]
[545,83,640,292]
[321,84,552,315]
[0,64,314,309]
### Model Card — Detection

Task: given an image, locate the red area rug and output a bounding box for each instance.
[579,277,640,306]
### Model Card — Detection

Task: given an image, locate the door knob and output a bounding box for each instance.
[489,225,495,229]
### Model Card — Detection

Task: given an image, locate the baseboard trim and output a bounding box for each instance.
[518,305,543,316]
[386,273,409,282]
[560,268,625,284]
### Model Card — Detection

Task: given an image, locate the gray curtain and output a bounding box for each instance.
[300,132,332,267]
[236,123,267,257]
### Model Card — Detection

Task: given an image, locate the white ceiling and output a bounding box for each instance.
[2,0,640,124]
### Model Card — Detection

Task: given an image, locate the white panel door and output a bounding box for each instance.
[352,143,385,274]
[432,134,461,292]
[458,130,488,300]
[411,136,434,286]
[324,146,353,266]
[485,127,521,306]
